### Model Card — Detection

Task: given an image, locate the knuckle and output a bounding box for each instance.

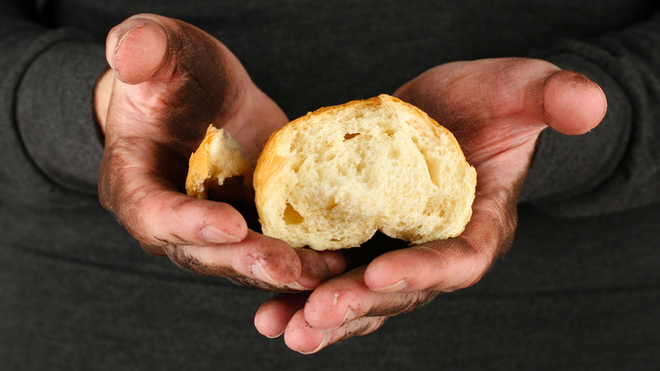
[449,238,496,290]
[140,242,167,257]
[164,244,229,277]
[473,192,519,255]
[336,317,388,343]
[419,238,493,292]
[369,290,439,317]
[228,277,291,292]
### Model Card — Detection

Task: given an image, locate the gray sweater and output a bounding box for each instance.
[1,1,659,369]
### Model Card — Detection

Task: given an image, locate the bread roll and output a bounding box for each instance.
[253,94,476,251]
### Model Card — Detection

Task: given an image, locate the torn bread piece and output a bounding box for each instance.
[185,125,253,201]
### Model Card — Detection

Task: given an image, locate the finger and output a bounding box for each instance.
[497,60,607,135]
[290,248,331,290]
[97,128,246,242]
[363,192,516,294]
[217,244,332,291]
[254,293,308,339]
[249,249,345,291]
[317,250,347,278]
[101,165,248,249]
[302,267,436,332]
[284,308,387,355]
[104,13,252,148]
[253,252,347,338]
[541,70,608,135]
[106,14,172,84]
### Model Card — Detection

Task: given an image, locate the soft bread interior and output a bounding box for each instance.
[253,94,476,251]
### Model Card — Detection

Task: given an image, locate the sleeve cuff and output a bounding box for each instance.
[16,32,109,195]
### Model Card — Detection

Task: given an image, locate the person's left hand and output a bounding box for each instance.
[253,58,608,353]
[96,14,342,292]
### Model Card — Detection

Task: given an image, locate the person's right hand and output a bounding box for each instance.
[254,57,607,353]
[96,14,344,291]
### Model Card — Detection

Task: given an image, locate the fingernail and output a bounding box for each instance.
[343,308,356,324]
[285,280,311,291]
[300,332,331,355]
[264,332,283,339]
[201,226,241,244]
[371,279,408,293]
[285,273,318,291]
[250,261,276,284]
[110,23,144,69]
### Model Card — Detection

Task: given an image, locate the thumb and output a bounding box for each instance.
[539,70,608,135]
[106,14,175,84]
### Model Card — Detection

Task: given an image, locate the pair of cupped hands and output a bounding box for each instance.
[95,14,607,354]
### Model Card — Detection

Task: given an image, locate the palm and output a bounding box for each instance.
[363,58,607,290]
[393,60,559,274]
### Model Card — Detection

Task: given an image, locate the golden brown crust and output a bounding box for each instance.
[186,125,216,199]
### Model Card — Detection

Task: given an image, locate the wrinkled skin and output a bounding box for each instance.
[96,14,607,354]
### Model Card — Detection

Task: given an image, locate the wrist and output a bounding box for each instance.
[94,68,113,134]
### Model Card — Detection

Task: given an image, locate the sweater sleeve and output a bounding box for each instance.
[519,9,660,217]
[0,1,109,205]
